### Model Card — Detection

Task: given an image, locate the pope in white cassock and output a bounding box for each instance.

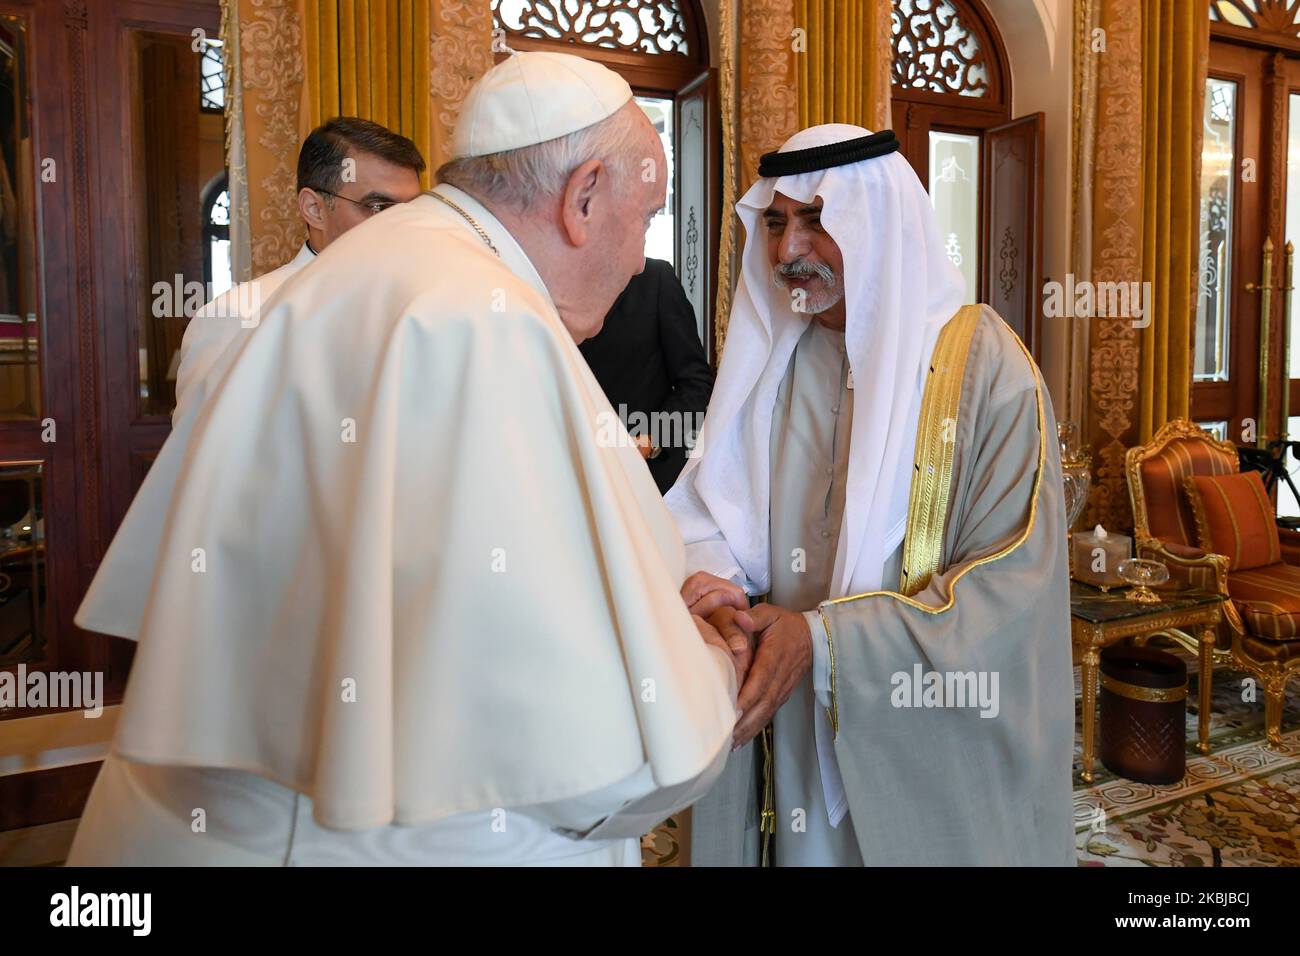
[67,52,739,867]
[669,126,1077,866]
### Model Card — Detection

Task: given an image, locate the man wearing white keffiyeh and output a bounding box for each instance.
[667,124,1076,866]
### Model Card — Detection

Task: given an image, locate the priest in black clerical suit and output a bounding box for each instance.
[580,257,714,494]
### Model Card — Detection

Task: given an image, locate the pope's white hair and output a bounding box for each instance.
[436,101,649,212]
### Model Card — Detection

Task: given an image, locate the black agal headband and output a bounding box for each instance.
[757,129,901,178]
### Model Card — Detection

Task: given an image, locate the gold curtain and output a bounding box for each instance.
[225,0,491,277]
[1075,0,1209,532]
[301,0,431,174]
[794,0,892,131]
[1137,1,1207,439]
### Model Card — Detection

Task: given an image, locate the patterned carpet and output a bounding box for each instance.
[641,814,685,866]
[644,657,1300,866]
[1074,660,1300,867]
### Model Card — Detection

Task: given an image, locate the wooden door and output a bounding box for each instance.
[86,0,222,685]
[674,68,719,359]
[981,112,1044,358]
[1192,41,1273,441]
[0,0,222,725]
[0,0,113,710]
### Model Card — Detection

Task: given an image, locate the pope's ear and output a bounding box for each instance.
[298,188,328,232]
[559,158,604,247]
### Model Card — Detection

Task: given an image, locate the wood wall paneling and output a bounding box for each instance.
[0,0,221,734]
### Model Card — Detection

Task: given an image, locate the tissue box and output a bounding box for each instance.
[1071,526,1131,589]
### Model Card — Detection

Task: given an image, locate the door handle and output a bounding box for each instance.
[1246,236,1276,448]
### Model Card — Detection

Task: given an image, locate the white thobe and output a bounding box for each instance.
[767,320,865,865]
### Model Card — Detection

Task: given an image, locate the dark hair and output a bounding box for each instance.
[296,116,426,194]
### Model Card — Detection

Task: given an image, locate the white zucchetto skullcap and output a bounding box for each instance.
[451,51,634,159]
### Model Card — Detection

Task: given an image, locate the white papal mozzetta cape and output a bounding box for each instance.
[74,186,737,852]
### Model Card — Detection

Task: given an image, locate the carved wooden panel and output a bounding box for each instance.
[492,0,692,56]
[892,0,993,98]
[674,69,717,358]
[1212,0,1300,38]
[1210,0,1300,55]
[981,112,1043,359]
[0,0,111,735]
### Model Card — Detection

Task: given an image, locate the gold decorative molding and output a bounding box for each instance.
[221,0,253,284]
[1082,0,1142,533]
[713,0,737,357]
[429,0,494,172]
[237,0,306,276]
[869,0,891,131]
[1068,0,1098,431]
[737,0,797,196]
[713,0,797,360]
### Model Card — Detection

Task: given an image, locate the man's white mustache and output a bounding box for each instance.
[772,259,836,287]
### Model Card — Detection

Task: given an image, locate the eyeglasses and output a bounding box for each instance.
[315,189,397,216]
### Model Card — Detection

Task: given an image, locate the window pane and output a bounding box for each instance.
[928,130,979,303]
[1196,77,1235,383]
[199,38,224,112]
[134,31,225,416]
[1197,420,1229,441]
[1288,93,1300,380]
[209,238,231,299]
[636,95,674,266]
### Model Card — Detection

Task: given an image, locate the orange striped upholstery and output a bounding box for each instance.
[1229,564,1300,641]
[1138,437,1238,546]
[1137,539,1221,592]
[1184,471,1282,571]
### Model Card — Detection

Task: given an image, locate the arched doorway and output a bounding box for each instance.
[490,0,720,356]
[890,0,1044,358]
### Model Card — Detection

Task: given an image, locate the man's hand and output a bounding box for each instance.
[681,571,748,618]
[707,605,756,687]
[691,614,749,687]
[732,603,812,748]
[633,433,654,460]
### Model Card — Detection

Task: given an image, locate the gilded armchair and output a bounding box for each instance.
[1126,418,1300,748]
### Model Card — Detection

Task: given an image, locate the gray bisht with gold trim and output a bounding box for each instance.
[694,307,1076,867]
[820,307,1074,865]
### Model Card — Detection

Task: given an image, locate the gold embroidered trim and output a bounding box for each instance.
[817,606,839,738]
[820,315,1048,618]
[759,725,775,866]
[899,305,984,597]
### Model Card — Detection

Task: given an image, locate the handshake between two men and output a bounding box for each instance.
[683,572,812,750]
